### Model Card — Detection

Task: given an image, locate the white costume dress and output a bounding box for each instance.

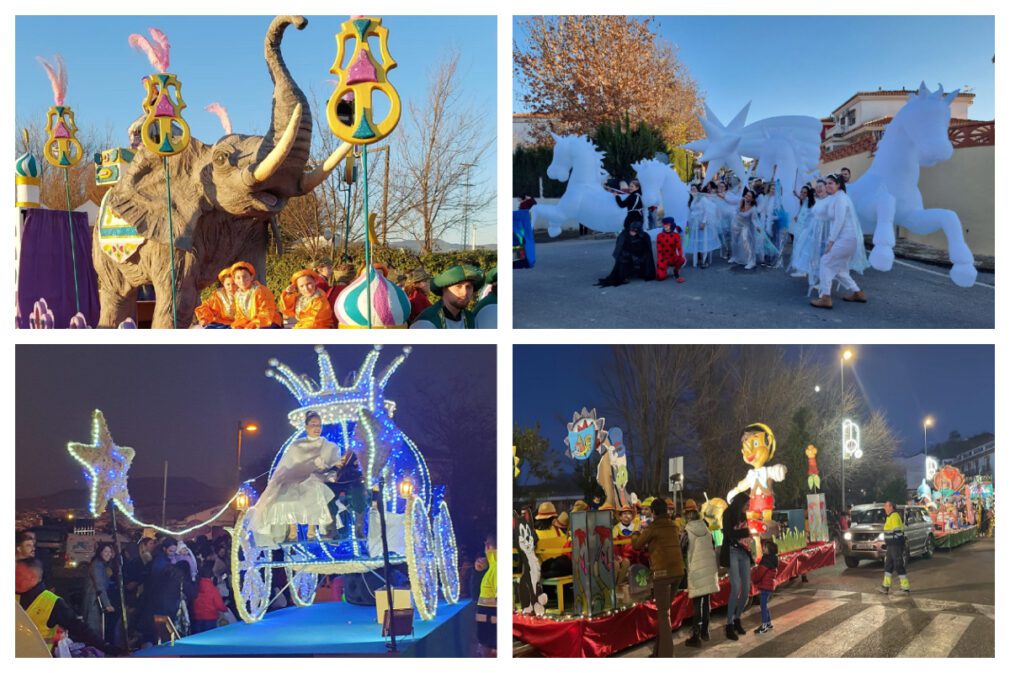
[252,435,339,546]
[817,191,863,298]
[684,195,722,263]
[730,206,760,268]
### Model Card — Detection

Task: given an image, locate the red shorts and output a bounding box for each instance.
[749,493,774,513]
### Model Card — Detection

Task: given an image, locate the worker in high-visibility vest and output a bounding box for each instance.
[474,531,497,656]
[878,501,910,594]
[16,558,121,656]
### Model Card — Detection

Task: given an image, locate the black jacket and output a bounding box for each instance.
[18,581,116,654]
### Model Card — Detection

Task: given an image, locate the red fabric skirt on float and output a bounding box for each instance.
[513,541,836,657]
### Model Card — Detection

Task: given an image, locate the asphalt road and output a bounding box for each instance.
[514,238,995,329]
[618,537,994,658]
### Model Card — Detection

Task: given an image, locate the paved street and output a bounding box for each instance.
[514,238,995,329]
[619,538,994,658]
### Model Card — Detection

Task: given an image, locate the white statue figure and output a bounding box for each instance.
[847,82,976,287]
[531,133,628,237]
[632,158,690,234]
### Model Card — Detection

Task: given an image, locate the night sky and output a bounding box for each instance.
[514,345,994,464]
[16,344,496,504]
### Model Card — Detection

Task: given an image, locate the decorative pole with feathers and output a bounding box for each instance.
[38,55,84,315]
[129,28,191,328]
[327,16,401,328]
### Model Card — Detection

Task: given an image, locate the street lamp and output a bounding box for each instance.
[840,349,855,512]
[923,416,934,483]
[236,421,259,490]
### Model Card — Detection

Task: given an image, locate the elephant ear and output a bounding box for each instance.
[105,141,208,252]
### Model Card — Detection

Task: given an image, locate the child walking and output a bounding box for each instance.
[752,539,778,634]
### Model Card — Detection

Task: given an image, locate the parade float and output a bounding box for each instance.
[67,345,471,656]
[918,463,980,549]
[512,417,836,657]
[17,15,405,328]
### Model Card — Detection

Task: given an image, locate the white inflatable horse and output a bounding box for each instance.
[530,133,628,238]
[848,82,977,287]
[633,158,690,231]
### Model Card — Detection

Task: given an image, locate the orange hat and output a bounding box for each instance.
[571,500,589,513]
[684,499,699,512]
[618,505,634,514]
[665,498,676,510]
[217,267,233,284]
[290,269,320,287]
[599,503,616,511]
[553,512,570,530]
[230,261,256,277]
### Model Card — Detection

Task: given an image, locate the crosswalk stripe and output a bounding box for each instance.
[898,613,974,657]
[790,605,901,657]
[701,599,848,658]
[914,598,965,612]
[812,589,857,599]
[973,603,995,619]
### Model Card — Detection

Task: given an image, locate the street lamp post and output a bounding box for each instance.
[840,349,853,512]
[236,421,259,490]
[923,416,934,483]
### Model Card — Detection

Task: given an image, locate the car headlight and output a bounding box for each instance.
[843,532,852,541]
[877,533,885,541]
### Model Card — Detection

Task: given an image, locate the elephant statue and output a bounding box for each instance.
[94,15,351,328]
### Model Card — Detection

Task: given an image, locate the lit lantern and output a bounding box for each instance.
[398,478,414,499]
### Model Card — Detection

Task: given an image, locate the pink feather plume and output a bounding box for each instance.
[128,28,170,72]
[205,103,232,135]
[36,55,68,106]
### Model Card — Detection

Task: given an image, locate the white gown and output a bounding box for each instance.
[817,191,863,298]
[252,436,339,546]
[730,207,759,268]
[684,196,722,258]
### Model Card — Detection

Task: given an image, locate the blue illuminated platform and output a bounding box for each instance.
[135,599,475,657]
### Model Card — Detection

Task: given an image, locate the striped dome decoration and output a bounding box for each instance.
[15,152,40,179]
[336,267,410,328]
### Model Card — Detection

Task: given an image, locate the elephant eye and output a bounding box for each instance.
[213,150,231,167]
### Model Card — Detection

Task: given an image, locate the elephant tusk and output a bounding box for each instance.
[246,102,302,186]
[299,141,353,193]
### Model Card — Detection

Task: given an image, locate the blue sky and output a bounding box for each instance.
[514,15,995,121]
[16,15,498,244]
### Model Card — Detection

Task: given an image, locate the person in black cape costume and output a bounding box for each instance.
[597,217,656,287]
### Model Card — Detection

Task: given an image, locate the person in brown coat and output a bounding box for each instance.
[631,497,685,657]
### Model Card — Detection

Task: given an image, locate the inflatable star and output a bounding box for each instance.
[67,409,135,517]
[683,103,751,181]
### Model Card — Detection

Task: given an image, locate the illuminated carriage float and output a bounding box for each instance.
[230,345,460,623]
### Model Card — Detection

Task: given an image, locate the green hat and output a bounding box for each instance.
[430,264,484,295]
[484,266,497,285]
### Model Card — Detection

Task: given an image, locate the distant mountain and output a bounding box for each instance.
[17,476,232,522]
[385,238,496,253]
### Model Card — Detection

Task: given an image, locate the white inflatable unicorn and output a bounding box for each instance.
[633,158,690,231]
[848,82,976,287]
[530,133,628,238]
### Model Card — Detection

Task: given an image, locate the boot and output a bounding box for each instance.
[700,623,710,641]
[734,619,746,635]
[843,290,868,303]
[685,627,702,647]
[725,624,739,641]
[810,295,833,309]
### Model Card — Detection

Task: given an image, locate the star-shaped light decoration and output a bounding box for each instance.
[683,102,751,181]
[67,409,135,518]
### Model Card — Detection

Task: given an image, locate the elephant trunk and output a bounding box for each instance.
[246,15,313,192]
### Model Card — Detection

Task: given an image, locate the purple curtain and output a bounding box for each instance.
[17,208,100,329]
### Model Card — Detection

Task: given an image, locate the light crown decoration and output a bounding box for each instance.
[266,344,411,428]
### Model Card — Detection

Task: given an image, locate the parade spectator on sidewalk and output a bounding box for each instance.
[631,497,685,658]
[16,530,36,560]
[720,493,753,641]
[191,563,227,633]
[682,499,718,647]
[81,542,117,638]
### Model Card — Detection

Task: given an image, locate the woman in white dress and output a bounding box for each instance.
[787,185,817,278]
[730,189,759,270]
[810,174,868,309]
[252,411,339,547]
[684,182,722,268]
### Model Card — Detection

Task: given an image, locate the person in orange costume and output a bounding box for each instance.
[193,267,237,328]
[279,269,335,329]
[230,261,282,329]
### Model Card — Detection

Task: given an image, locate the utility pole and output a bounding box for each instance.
[461,162,476,249]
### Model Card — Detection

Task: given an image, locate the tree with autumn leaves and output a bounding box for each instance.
[514,16,704,149]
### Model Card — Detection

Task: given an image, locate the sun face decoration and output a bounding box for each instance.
[741,423,776,468]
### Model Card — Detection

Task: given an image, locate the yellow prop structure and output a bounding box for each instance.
[326,17,401,145]
[139,73,192,156]
[43,105,83,168]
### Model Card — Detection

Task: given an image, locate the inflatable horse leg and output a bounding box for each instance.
[868,190,896,272]
[905,208,978,288]
[531,203,563,238]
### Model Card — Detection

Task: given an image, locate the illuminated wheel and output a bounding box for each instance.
[433,500,460,604]
[230,508,273,623]
[405,495,439,620]
[284,545,319,607]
